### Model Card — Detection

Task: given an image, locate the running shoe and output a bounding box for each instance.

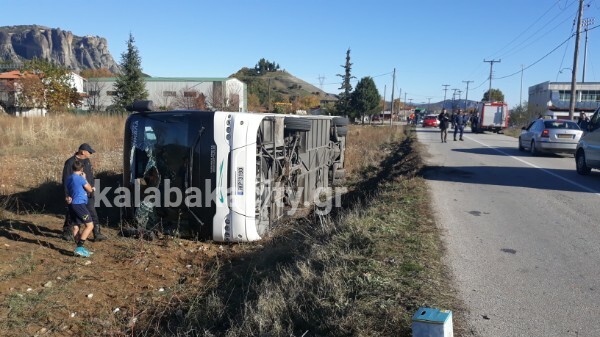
[74,246,91,258]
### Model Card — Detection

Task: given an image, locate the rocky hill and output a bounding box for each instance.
[0,25,119,73]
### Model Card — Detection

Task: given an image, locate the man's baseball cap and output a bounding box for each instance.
[79,143,96,154]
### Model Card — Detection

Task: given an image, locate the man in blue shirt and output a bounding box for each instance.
[66,160,95,257]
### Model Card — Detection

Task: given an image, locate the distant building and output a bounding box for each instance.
[528,81,600,118]
[0,70,48,116]
[86,77,247,112]
[0,70,86,116]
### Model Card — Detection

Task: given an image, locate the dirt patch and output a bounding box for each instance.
[0,212,237,336]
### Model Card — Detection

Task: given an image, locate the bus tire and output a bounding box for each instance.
[284,117,312,132]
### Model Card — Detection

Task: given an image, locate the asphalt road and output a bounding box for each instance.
[416,125,600,337]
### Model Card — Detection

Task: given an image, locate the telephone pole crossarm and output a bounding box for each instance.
[484,59,501,102]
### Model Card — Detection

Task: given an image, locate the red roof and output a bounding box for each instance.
[0,70,38,80]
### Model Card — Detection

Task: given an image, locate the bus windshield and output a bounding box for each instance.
[123,111,216,236]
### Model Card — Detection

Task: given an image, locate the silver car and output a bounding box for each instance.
[576,108,600,174]
[518,119,583,155]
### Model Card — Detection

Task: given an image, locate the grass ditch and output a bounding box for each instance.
[133,125,467,336]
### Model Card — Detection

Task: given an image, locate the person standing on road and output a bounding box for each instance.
[438,108,450,143]
[470,113,479,133]
[453,109,467,141]
[450,110,456,130]
[62,143,107,242]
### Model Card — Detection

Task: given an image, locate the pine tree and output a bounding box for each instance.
[351,76,380,122]
[335,48,355,116]
[113,33,148,111]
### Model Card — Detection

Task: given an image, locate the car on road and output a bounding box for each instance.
[576,108,600,174]
[518,119,583,155]
[422,115,439,127]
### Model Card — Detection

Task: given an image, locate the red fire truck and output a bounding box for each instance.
[475,101,509,133]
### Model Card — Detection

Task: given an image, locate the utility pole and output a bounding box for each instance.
[484,59,501,102]
[569,0,584,120]
[452,88,459,111]
[404,92,407,109]
[398,88,402,115]
[442,84,450,109]
[519,65,524,107]
[390,68,396,125]
[463,80,473,111]
[268,78,272,111]
[457,90,463,110]
[382,85,387,123]
[582,17,594,83]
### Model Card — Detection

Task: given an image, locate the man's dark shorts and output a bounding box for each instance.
[69,204,92,225]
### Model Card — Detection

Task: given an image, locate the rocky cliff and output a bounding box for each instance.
[0,25,119,73]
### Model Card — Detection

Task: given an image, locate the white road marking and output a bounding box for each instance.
[466,135,600,196]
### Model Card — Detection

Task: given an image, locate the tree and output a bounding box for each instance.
[254,58,280,74]
[508,101,534,127]
[335,48,355,117]
[483,89,505,102]
[247,93,262,111]
[300,95,320,110]
[20,58,81,113]
[153,84,178,110]
[113,34,148,111]
[84,80,108,112]
[12,74,45,111]
[350,76,380,122]
[174,88,208,110]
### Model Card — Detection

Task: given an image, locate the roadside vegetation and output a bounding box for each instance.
[0,115,467,336]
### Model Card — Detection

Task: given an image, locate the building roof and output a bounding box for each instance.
[0,70,24,79]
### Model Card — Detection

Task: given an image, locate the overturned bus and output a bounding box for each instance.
[121,101,348,242]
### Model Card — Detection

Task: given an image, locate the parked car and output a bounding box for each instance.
[422,115,439,127]
[576,108,600,174]
[518,119,583,155]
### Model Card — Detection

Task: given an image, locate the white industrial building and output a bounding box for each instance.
[528,81,600,118]
[86,77,247,112]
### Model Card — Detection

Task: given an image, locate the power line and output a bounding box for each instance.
[486,0,569,59]
[495,29,579,80]
[498,6,578,60]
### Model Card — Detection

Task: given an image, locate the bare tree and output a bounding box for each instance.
[153,84,179,110]
[174,87,208,110]
[84,80,108,112]
[205,82,224,111]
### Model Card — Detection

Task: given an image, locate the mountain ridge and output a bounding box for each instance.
[0,25,119,73]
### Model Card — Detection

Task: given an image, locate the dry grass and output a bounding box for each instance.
[140,124,467,336]
[0,114,125,194]
[0,118,466,336]
[502,127,521,138]
[344,124,403,175]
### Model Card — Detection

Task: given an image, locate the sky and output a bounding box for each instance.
[5,0,600,109]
